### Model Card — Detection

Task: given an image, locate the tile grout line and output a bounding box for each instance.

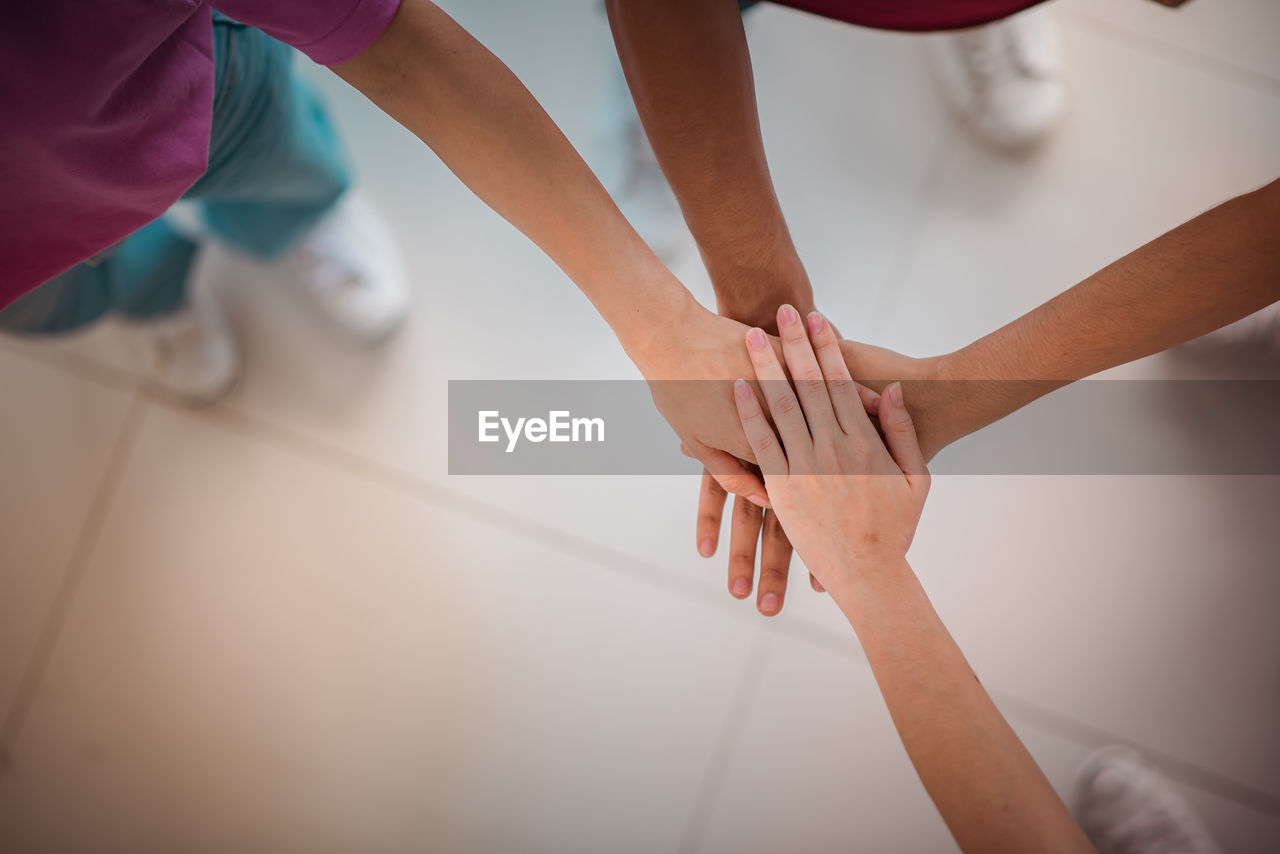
[168,398,776,629]
[0,337,140,397]
[779,620,1280,819]
[69,394,1280,818]
[676,627,774,854]
[0,391,150,766]
[1058,11,1280,98]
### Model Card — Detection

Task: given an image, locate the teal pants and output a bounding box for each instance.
[0,16,352,334]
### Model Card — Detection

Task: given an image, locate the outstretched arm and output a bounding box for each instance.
[734,305,1096,853]
[606,0,815,332]
[331,0,686,357]
[332,0,789,499]
[843,178,1280,459]
[609,0,828,607]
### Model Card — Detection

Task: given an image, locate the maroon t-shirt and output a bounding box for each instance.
[768,0,1046,31]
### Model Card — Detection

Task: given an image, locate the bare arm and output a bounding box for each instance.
[331,0,690,358]
[331,0,807,500]
[608,0,823,606]
[606,0,815,332]
[834,559,1094,853]
[734,306,1095,852]
[843,178,1280,458]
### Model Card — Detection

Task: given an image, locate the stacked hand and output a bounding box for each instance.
[633,298,952,614]
[633,301,885,611]
[730,306,929,593]
[678,302,951,615]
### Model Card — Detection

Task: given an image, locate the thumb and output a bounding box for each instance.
[876,383,929,485]
[698,445,769,509]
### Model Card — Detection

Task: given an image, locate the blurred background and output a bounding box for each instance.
[2,0,1279,850]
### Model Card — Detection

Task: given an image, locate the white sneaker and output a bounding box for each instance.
[928,9,1065,150]
[125,260,241,405]
[1074,747,1224,854]
[281,192,410,344]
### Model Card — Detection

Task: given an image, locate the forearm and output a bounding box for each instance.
[606,0,813,328]
[938,179,1280,438]
[331,0,693,359]
[826,560,1094,854]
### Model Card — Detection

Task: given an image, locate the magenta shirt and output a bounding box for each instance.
[0,0,400,309]
[770,0,1042,31]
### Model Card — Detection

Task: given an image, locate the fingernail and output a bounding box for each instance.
[734,378,752,401]
[888,382,904,407]
[777,305,799,327]
[731,578,751,597]
[806,312,824,334]
[699,537,715,557]
[747,493,768,508]
[746,328,768,351]
[761,593,780,614]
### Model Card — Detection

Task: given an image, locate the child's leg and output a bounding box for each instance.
[0,219,196,335]
[186,17,352,259]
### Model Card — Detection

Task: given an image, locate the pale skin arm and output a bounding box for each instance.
[734,306,1096,853]
[331,0,807,501]
[844,178,1280,459]
[331,0,685,358]
[833,559,1096,854]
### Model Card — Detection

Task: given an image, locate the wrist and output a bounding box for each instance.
[715,286,814,333]
[617,284,704,375]
[820,554,917,618]
[908,351,967,460]
[705,249,813,333]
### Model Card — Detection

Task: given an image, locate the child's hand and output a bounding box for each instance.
[732,305,930,594]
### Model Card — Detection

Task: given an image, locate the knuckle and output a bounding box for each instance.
[753,434,777,457]
[797,376,826,397]
[761,564,788,584]
[781,324,807,343]
[702,480,727,500]
[823,374,853,393]
[772,394,798,416]
[762,512,788,540]
[732,496,760,522]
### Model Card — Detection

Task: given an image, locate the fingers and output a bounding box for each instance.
[775,304,838,433]
[727,495,763,601]
[876,382,930,493]
[806,311,878,437]
[810,572,825,593]
[699,444,769,507]
[696,469,728,558]
[732,379,788,477]
[757,510,792,616]
[744,329,812,458]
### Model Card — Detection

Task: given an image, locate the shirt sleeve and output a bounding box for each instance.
[211,0,402,65]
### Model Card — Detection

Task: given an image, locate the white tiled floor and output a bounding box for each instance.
[3,0,1279,851]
